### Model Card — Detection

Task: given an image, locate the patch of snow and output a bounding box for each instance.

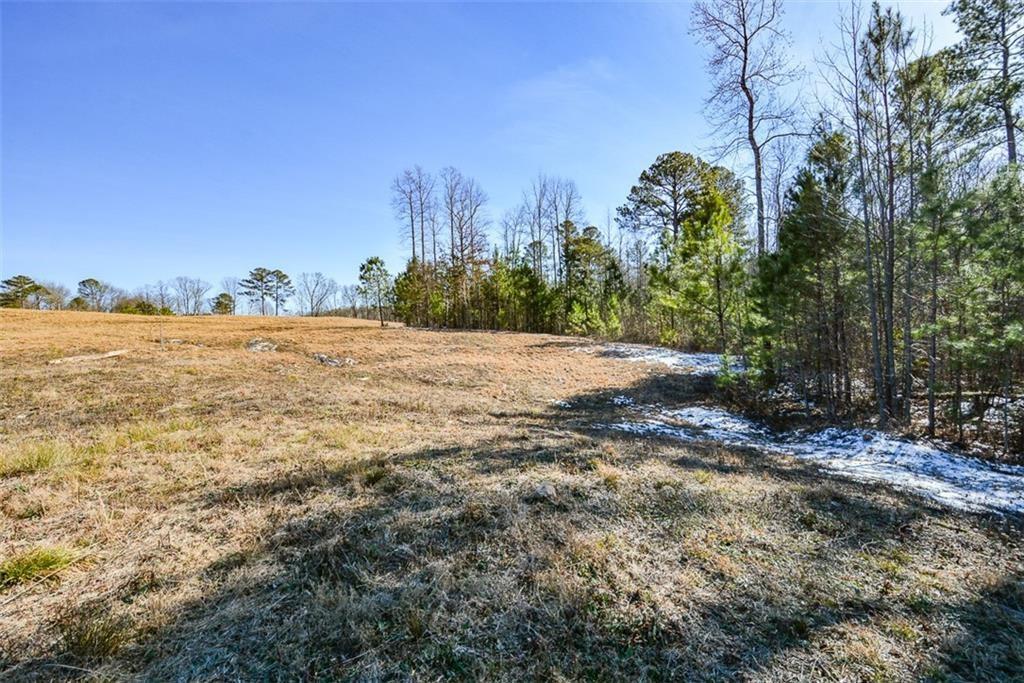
[782,429,1024,515]
[552,399,573,409]
[577,342,742,375]
[660,406,772,445]
[611,395,635,406]
[601,420,697,441]
[603,400,1024,515]
[983,397,1023,426]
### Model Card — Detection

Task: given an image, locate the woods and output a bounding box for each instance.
[381,0,1023,453]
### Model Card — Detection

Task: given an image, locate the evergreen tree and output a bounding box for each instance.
[77,278,112,312]
[359,257,392,327]
[269,270,294,316]
[947,0,1023,163]
[211,292,235,315]
[239,268,274,315]
[616,152,744,249]
[0,275,44,308]
[752,131,859,415]
[650,189,746,351]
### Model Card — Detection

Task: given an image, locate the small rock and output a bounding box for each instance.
[312,352,341,367]
[312,353,357,367]
[246,338,277,353]
[527,481,557,503]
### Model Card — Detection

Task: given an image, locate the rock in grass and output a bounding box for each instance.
[312,353,357,367]
[526,481,557,503]
[246,338,277,353]
[48,349,128,365]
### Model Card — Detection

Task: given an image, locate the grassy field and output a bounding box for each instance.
[1,309,1021,681]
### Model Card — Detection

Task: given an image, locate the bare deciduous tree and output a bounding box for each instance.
[500,205,529,260]
[220,277,240,314]
[392,169,418,262]
[691,0,801,255]
[412,166,437,265]
[172,276,210,315]
[297,272,338,316]
[392,166,439,266]
[36,281,70,310]
[547,177,585,284]
[523,174,550,278]
[339,284,360,318]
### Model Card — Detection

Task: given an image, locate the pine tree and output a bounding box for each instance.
[0,275,44,308]
[77,278,112,312]
[947,0,1023,163]
[211,293,235,315]
[359,257,391,327]
[239,268,274,316]
[269,270,294,316]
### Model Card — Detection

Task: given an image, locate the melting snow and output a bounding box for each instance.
[576,342,741,375]
[602,402,1024,515]
[583,340,1024,514]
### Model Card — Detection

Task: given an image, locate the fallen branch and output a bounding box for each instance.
[48,349,129,365]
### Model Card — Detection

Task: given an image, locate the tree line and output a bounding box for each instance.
[0,261,395,322]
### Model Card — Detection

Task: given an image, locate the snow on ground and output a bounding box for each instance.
[575,342,741,375]
[602,402,1024,515]
[582,340,1024,514]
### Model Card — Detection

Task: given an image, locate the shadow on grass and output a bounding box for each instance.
[11,371,1022,681]
[925,569,1024,681]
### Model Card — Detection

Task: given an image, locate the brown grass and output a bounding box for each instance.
[0,309,1021,681]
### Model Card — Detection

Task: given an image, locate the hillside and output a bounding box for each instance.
[1,310,1021,681]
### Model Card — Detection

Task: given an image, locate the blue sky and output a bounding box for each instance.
[1,1,955,292]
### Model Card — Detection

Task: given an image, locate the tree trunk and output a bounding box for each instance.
[740,67,766,256]
[882,85,898,422]
[854,94,887,427]
[928,216,938,437]
[1001,13,1018,164]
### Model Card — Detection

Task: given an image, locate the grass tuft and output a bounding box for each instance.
[0,546,77,588]
[362,464,389,487]
[0,441,73,477]
[593,459,623,490]
[55,601,133,662]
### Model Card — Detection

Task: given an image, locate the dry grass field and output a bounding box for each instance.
[1,309,1021,681]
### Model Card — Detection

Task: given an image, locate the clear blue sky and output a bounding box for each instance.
[1,1,954,292]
